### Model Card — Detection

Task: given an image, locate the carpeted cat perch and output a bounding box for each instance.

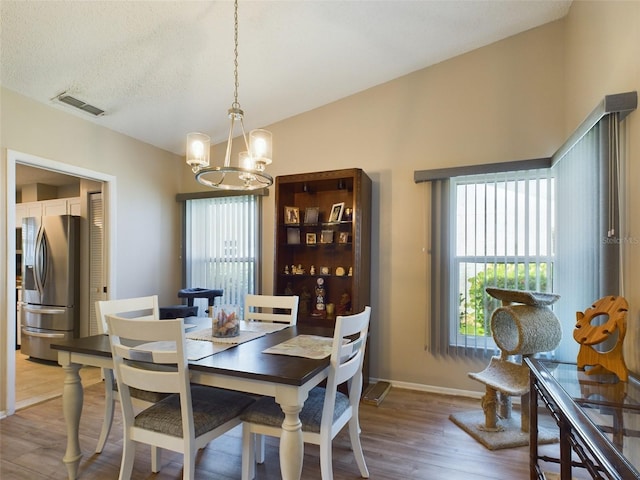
[450,288,562,450]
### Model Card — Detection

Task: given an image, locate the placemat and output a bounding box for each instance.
[132,339,218,361]
[187,328,265,345]
[240,321,291,334]
[262,334,334,359]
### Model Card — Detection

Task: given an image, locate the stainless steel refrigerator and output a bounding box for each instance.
[21,214,80,361]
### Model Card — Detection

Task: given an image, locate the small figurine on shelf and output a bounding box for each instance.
[312,277,326,316]
[348,266,353,276]
[337,290,351,316]
[310,265,316,275]
[299,285,311,316]
[296,264,305,275]
[291,264,296,274]
[284,265,289,275]
[343,207,353,221]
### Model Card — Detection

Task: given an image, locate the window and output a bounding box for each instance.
[449,169,555,355]
[184,195,260,314]
[422,94,635,359]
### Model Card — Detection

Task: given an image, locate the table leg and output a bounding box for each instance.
[61,360,83,480]
[529,374,539,480]
[278,403,304,480]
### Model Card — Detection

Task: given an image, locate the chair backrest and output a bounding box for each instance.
[95,295,160,335]
[244,294,299,324]
[322,306,371,425]
[106,315,194,437]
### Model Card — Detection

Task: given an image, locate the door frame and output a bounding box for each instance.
[3,149,116,416]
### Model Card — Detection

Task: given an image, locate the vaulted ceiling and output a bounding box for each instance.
[2,1,571,158]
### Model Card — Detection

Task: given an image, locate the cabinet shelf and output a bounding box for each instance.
[274,168,372,387]
[282,220,353,228]
[274,168,371,320]
[278,273,352,279]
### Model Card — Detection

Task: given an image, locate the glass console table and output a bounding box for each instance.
[525,358,640,479]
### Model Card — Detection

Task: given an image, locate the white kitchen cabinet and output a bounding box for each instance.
[67,197,81,216]
[41,198,68,216]
[16,197,81,221]
[15,204,26,226]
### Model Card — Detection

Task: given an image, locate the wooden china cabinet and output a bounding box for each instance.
[274,168,372,382]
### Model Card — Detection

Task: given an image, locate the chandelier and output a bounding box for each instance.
[186,0,273,191]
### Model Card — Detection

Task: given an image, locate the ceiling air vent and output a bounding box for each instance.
[52,92,105,116]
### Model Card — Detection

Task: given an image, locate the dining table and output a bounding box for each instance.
[51,317,335,480]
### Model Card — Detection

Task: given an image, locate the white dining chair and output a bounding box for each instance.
[240,306,371,480]
[94,295,165,457]
[244,294,299,324]
[106,314,256,480]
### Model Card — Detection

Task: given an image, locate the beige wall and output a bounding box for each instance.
[562,0,640,374]
[1,89,185,301]
[182,19,567,391]
[1,90,185,412]
[183,2,640,388]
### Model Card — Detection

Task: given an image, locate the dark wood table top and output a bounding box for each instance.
[52,318,335,387]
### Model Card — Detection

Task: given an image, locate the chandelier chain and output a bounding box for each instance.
[232,0,240,110]
[186,0,273,190]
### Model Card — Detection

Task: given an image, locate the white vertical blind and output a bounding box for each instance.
[185,196,258,312]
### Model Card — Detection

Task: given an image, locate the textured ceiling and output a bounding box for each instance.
[1,1,571,157]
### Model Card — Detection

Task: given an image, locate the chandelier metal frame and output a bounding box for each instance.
[186,0,273,191]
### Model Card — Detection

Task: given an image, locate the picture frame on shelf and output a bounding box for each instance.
[287,227,300,245]
[304,206,320,225]
[284,206,300,225]
[320,230,334,244]
[338,232,349,244]
[328,202,345,223]
[306,233,317,245]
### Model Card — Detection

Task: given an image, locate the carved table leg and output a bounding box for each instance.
[61,359,83,479]
[278,403,304,480]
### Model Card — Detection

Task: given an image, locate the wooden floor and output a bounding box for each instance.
[1,381,574,480]
[14,349,102,410]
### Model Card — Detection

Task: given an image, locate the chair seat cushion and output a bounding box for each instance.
[112,380,169,403]
[135,386,255,437]
[240,386,349,433]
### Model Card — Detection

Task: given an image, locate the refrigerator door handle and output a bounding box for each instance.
[34,226,48,295]
[23,305,66,315]
[21,327,66,339]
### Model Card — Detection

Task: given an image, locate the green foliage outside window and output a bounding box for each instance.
[459,263,549,336]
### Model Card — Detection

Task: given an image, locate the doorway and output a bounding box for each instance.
[4,149,116,415]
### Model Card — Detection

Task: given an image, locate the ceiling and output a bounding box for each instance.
[2,0,571,160]
[14,164,81,190]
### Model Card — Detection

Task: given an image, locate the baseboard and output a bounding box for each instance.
[370,376,484,400]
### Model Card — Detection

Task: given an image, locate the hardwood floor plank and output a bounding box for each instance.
[2,382,545,479]
[14,350,102,410]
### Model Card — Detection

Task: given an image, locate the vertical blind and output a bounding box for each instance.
[552,114,622,362]
[185,195,258,312]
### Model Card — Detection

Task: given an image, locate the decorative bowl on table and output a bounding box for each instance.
[212,306,240,337]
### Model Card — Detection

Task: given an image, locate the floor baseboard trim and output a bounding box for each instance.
[369,377,484,400]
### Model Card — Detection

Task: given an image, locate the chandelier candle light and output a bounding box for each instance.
[186,0,273,191]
